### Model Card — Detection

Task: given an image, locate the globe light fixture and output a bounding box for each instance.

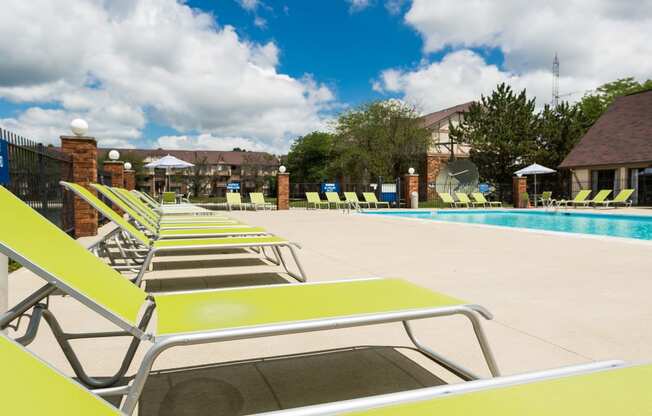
[408,167,415,175]
[124,162,132,170]
[108,150,120,161]
[70,119,88,136]
[279,165,287,173]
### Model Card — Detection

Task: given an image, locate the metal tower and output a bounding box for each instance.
[552,53,559,107]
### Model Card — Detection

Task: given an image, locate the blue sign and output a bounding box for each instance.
[320,183,340,193]
[0,140,9,185]
[227,182,240,191]
[479,183,491,194]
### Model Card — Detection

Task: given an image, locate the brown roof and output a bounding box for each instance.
[421,102,474,128]
[98,148,279,166]
[560,90,652,168]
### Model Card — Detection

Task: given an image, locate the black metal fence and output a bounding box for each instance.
[1,128,74,233]
[97,169,113,224]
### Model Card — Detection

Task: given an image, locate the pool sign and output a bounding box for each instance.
[321,183,340,193]
[479,183,491,194]
[0,140,9,185]
[226,182,240,191]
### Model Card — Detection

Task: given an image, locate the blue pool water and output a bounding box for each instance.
[363,210,652,241]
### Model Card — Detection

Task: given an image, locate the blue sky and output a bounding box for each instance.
[0,1,649,152]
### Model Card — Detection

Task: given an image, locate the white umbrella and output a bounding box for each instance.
[145,155,194,192]
[514,163,556,207]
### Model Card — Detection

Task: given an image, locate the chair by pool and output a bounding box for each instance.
[455,193,474,208]
[344,192,370,209]
[585,189,612,207]
[557,189,591,208]
[437,192,457,208]
[538,191,554,207]
[471,192,502,208]
[226,192,249,211]
[306,192,329,209]
[325,192,349,209]
[0,185,501,415]
[161,191,176,204]
[596,189,634,208]
[362,192,390,209]
[250,192,274,210]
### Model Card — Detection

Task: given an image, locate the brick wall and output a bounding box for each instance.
[404,174,419,208]
[103,161,125,215]
[124,170,136,190]
[513,176,528,208]
[61,136,98,237]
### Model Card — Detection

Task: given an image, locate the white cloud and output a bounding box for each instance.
[236,0,260,12]
[377,0,652,112]
[0,0,334,150]
[157,134,268,152]
[347,0,372,13]
[384,0,405,15]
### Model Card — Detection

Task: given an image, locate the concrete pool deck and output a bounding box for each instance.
[5,206,652,411]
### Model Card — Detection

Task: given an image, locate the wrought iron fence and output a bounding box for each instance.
[97,169,113,224]
[1,128,74,233]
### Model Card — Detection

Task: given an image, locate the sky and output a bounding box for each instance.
[0,0,650,153]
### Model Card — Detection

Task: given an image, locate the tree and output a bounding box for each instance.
[187,156,210,197]
[241,153,278,193]
[285,132,334,183]
[450,83,540,188]
[330,100,432,181]
[577,77,652,130]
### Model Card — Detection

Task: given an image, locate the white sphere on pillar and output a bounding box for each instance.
[70,119,88,136]
[124,162,132,170]
[408,167,415,175]
[108,150,120,161]
[279,165,287,173]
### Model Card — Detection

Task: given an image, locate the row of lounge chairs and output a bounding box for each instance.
[438,192,503,208]
[306,191,390,209]
[159,190,275,211]
[554,189,635,208]
[1,183,650,414]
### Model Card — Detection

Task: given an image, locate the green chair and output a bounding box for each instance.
[226,192,249,211]
[62,182,307,284]
[437,192,458,208]
[455,192,473,208]
[89,184,242,232]
[325,192,349,209]
[362,192,390,208]
[557,189,591,208]
[583,189,612,207]
[471,192,502,208]
[114,186,231,224]
[0,335,122,415]
[538,191,554,207]
[305,192,328,209]
[161,191,176,204]
[250,192,274,210]
[344,192,370,209]
[0,185,500,415]
[283,361,652,416]
[597,189,635,208]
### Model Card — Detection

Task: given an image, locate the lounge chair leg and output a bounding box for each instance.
[278,244,307,282]
[402,320,480,381]
[134,250,156,286]
[459,308,501,377]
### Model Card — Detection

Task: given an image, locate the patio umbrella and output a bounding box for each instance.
[145,154,194,192]
[514,163,556,207]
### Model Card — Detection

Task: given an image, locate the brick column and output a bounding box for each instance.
[61,136,98,237]
[276,172,289,210]
[513,176,528,208]
[425,154,442,200]
[404,173,419,208]
[103,161,125,215]
[124,170,136,190]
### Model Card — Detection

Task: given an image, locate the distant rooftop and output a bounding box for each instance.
[559,89,652,169]
[98,148,279,166]
[421,102,474,128]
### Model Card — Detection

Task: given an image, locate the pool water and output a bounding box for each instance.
[364,210,652,241]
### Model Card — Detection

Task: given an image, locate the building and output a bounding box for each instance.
[98,148,280,197]
[421,102,474,199]
[559,90,652,205]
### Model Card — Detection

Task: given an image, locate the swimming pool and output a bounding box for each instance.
[363,210,652,241]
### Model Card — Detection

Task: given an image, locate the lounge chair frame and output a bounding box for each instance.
[62,182,308,283]
[0,262,501,415]
[254,360,624,416]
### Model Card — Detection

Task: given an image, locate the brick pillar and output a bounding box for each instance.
[124,170,136,190]
[276,172,289,210]
[103,160,125,215]
[513,176,528,208]
[425,154,442,200]
[61,136,98,238]
[404,173,419,208]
